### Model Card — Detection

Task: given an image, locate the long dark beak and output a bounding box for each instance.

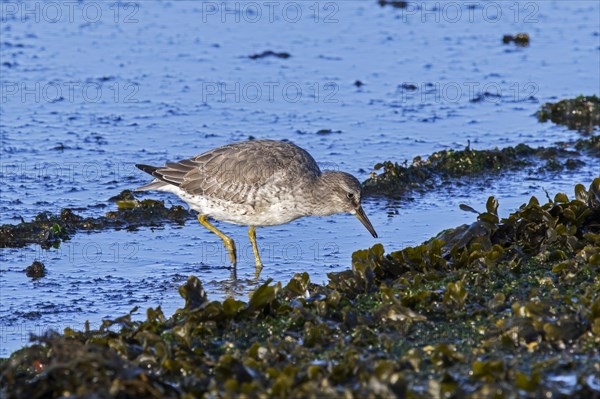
[355,206,378,238]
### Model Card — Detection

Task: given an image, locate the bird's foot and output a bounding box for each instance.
[224,237,237,267]
[254,260,263,279]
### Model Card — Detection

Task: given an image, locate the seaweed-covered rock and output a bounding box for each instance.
[1,332,179,399]
[0,192,192,248]
[108,189,136,202]
[502,33,530,46]
[572,134,600,154]
[361,140,591,198]
[2,180,599,398]
[537,95,600,133]
[377,0,407,8]
[248,50,291,60]
[24,261,46,279]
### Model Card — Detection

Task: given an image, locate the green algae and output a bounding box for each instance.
[363,137,597,198]
[0,197,191,249]
[2,179,599,398]
[537,95,600,133]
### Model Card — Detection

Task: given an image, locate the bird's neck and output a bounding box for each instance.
[303,172,338,216]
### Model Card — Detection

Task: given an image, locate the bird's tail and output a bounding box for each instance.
[136,164,159,175]
[134,164,167,192]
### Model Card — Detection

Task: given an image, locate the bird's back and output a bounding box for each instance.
[140,140,321,206]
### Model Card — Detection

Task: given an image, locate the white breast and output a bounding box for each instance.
[156,185,306,226]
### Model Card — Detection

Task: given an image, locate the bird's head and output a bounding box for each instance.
[318,171,378,238]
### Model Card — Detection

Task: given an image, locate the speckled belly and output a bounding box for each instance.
[159,185,305,226]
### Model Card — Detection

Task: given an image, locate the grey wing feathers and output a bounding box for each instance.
[135,140,321,204]
[134,179,169,192]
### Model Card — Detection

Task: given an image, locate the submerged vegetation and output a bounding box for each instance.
[2,179,599,398]
[537,95,600,133]
[363,136,598,198]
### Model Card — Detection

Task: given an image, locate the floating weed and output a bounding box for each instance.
[1,180,599,398]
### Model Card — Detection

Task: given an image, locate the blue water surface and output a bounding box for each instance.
[1,0,598,356]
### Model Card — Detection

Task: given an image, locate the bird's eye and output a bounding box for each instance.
[347,193,354,199]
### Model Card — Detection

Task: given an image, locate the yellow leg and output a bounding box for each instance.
[198,215,236,266]
[248,226,263,276]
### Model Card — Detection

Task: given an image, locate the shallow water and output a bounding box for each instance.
[0,1,598,356]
